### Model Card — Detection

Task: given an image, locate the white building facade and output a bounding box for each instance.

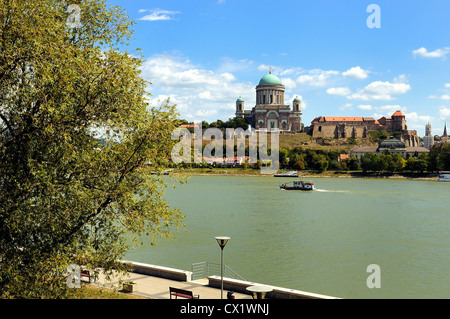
[423,123,434,150]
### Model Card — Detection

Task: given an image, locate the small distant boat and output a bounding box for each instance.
[150,169,171,175]
[280,180,315,191]
[438,171,450,182]
[274,171,299,177]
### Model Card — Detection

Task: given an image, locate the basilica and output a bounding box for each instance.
[234,71,302,132]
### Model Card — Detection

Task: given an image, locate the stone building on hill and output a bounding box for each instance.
[310,110,420,147]
[235,70,302,132]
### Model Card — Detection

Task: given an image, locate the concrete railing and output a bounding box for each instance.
[207,276,340,299]
[119,260,339,298]
[122,260,192,282]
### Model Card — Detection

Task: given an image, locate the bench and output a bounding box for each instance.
[169,287,199,299]
[80,270,91,283]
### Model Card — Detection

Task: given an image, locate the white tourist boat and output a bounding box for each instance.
[274,171,299,177]
[438,171,450,182]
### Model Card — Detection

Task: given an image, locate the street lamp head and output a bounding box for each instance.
[215,236,230,249]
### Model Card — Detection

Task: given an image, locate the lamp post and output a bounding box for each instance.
[215,236,230,299]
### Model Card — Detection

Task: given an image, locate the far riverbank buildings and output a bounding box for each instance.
[310,110,420,147]
[235,71,302,132]
[234,72,421,148]
[350,137,429,160]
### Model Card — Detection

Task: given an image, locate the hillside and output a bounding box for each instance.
[195,132,378,153]
[278,133,377,152]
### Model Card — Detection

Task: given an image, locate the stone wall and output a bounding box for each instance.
[311,123,368,138]
[207,276,339,299]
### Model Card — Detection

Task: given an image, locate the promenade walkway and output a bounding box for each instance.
[93,271,252,299]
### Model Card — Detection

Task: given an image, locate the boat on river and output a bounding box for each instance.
[280,180,315,191]
[438,171,450,182]
[274,171,299,177]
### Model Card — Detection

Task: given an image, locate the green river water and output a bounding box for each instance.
[125,175,450,299]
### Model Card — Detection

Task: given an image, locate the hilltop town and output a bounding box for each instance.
[176,72,449,174]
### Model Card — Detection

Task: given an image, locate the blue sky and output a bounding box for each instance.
[106,0,450,136]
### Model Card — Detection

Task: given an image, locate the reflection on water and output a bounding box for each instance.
[125,176,450,299]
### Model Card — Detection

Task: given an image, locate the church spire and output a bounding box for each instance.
[444,122,448,137]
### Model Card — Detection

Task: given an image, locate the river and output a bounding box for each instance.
[125,175,450,299]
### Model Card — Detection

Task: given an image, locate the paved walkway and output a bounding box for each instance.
[92,271,252,299]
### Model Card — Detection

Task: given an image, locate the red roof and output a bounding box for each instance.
[324,117,364,122]
[392,110,405,117]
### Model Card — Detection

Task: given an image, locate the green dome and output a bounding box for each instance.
[236,97,245,102]
[293,96,301,102]
[258,73,283,86]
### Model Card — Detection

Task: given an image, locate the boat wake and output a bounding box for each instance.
[315,189,351,193]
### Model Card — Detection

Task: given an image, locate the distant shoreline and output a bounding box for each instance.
[171,169,440,180]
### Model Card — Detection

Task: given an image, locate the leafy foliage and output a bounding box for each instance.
[0,0,184,298]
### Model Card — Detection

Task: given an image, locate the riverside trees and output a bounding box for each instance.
[0,0,184,298]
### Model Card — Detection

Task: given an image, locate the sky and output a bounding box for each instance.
[106,0,450,136]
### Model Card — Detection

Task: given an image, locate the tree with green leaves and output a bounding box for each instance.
[391,153,406,172]
[347,157,360,171]
[311,154,329,172]
[0,0,184,298]
[436,143,450,170]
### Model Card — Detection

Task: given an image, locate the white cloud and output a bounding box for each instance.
[405,112,433,123]
[339,103,353,111]
[401,112,435,133]
[412,47,450,58]
[347,81,411,101]
[140,54,254,123]
[195,109,218,117]
[358,104,373,110]
[281,77,297,90]
[139,9,180,21]
[257,66,337,89]
[278,67,303,76]
[429,94,450,100]
[439,107,450,120]
[393,74,409,83]
[326,87,351,96]
[445,83,450,88]
[198,91,212,100]
[295,69,339,87]
[342,66,369,79]
[376,105,407,113]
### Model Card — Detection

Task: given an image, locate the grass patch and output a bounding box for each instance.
[71,284,149,299]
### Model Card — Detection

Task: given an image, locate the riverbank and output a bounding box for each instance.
[170,168,439,180]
